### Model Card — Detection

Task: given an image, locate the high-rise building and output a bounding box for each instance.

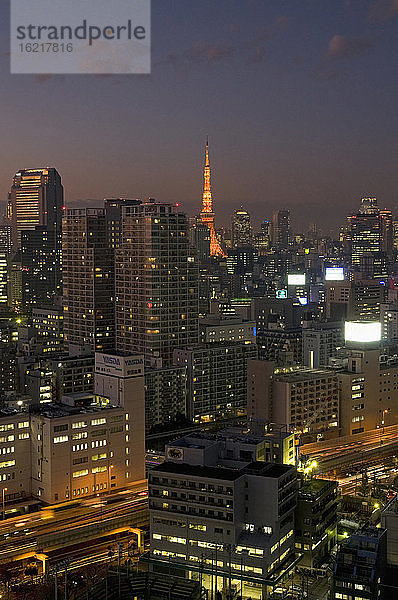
[9,168,64,250]
[200,140,226,258]
[272,209,290,250]
[254,220,271,254]
[115,200,199,366]
[63,208,115,354]
[21,226,62,307]
[232,208,252,248]
[347,198,388,278]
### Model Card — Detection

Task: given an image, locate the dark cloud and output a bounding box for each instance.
[326,35,372,61]
[369,0,398,23]
[231,24,241,34]
[184,41,235,64]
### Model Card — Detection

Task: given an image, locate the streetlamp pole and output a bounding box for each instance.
[2,488,7,520]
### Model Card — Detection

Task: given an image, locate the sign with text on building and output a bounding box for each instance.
[10,0,150,74]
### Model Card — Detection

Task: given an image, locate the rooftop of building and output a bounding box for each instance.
[152,461,242,481]
[299,478,337,499]
[153,459,293,481]
[29,398,122,419]
[244,461,294,478]
[168,426,292,450]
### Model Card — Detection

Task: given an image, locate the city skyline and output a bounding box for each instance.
[1,0,398,231]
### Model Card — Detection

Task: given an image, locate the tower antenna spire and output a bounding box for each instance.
[200,138,226,258]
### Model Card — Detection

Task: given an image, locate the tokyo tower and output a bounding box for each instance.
[200,139,226,258]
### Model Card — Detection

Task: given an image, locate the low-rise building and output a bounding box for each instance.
[332,527,387,600]
[149,434,298,597]
[295,478,338,568]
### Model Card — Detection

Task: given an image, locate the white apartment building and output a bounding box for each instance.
[149,434,298,598]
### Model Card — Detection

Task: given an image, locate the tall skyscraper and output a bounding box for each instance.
[272,209,290,249]
[115,200,199,366]
[21,226,62,307]
[347,198,388,278]
[9,168,64,250]
[63,208,115,354]
[200,140,226,258]
[232,207,252,248]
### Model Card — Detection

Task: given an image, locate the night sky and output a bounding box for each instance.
[1,0,397,233]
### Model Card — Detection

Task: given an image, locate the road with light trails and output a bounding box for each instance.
[0,486,149,568]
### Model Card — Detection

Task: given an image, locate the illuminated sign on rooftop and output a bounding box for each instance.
[325,267,344,281]
[288,274,306,286]
[344,321,381,343]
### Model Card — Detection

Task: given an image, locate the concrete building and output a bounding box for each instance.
[332,527,386,600]
[338,348,398,436]
[63,208,115,354]
[326,279,385,322]
[295,478,338,568]
[144,365,187,432]
[174,342,257,422]
[43,353,95,400]
[247,361,339,439]
[257,326,302,365]
[115,201,199,367]
[380,302,398,342]
[302,322,343,369]
[199,315,256,344]
[31,304,64,354]
[0,350,146,506]
[381,496,398,568]
[149,433,298,597]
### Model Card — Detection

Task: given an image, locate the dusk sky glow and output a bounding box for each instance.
[1,0,397,232]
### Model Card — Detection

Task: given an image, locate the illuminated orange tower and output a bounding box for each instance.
[200,139,226,257]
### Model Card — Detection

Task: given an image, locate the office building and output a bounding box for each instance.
[31,304,64,354]
[302,322,343,369]
[149,433,298,597]
[338,347,398,436]
[9,168,63,250]
[174,342,257,422]
[332,527,386,600]
[326,279,385,322]
[254,220,271,255]
[247,361,339,439]
[347,198,388,278]
[199,315,256,344]
[295,478,338,568]
[232,208,252,248]
[272,210,290,250]
[115,201,199,366]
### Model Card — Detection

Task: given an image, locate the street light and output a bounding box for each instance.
[2,488,7,520]
[108,464,114,491]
